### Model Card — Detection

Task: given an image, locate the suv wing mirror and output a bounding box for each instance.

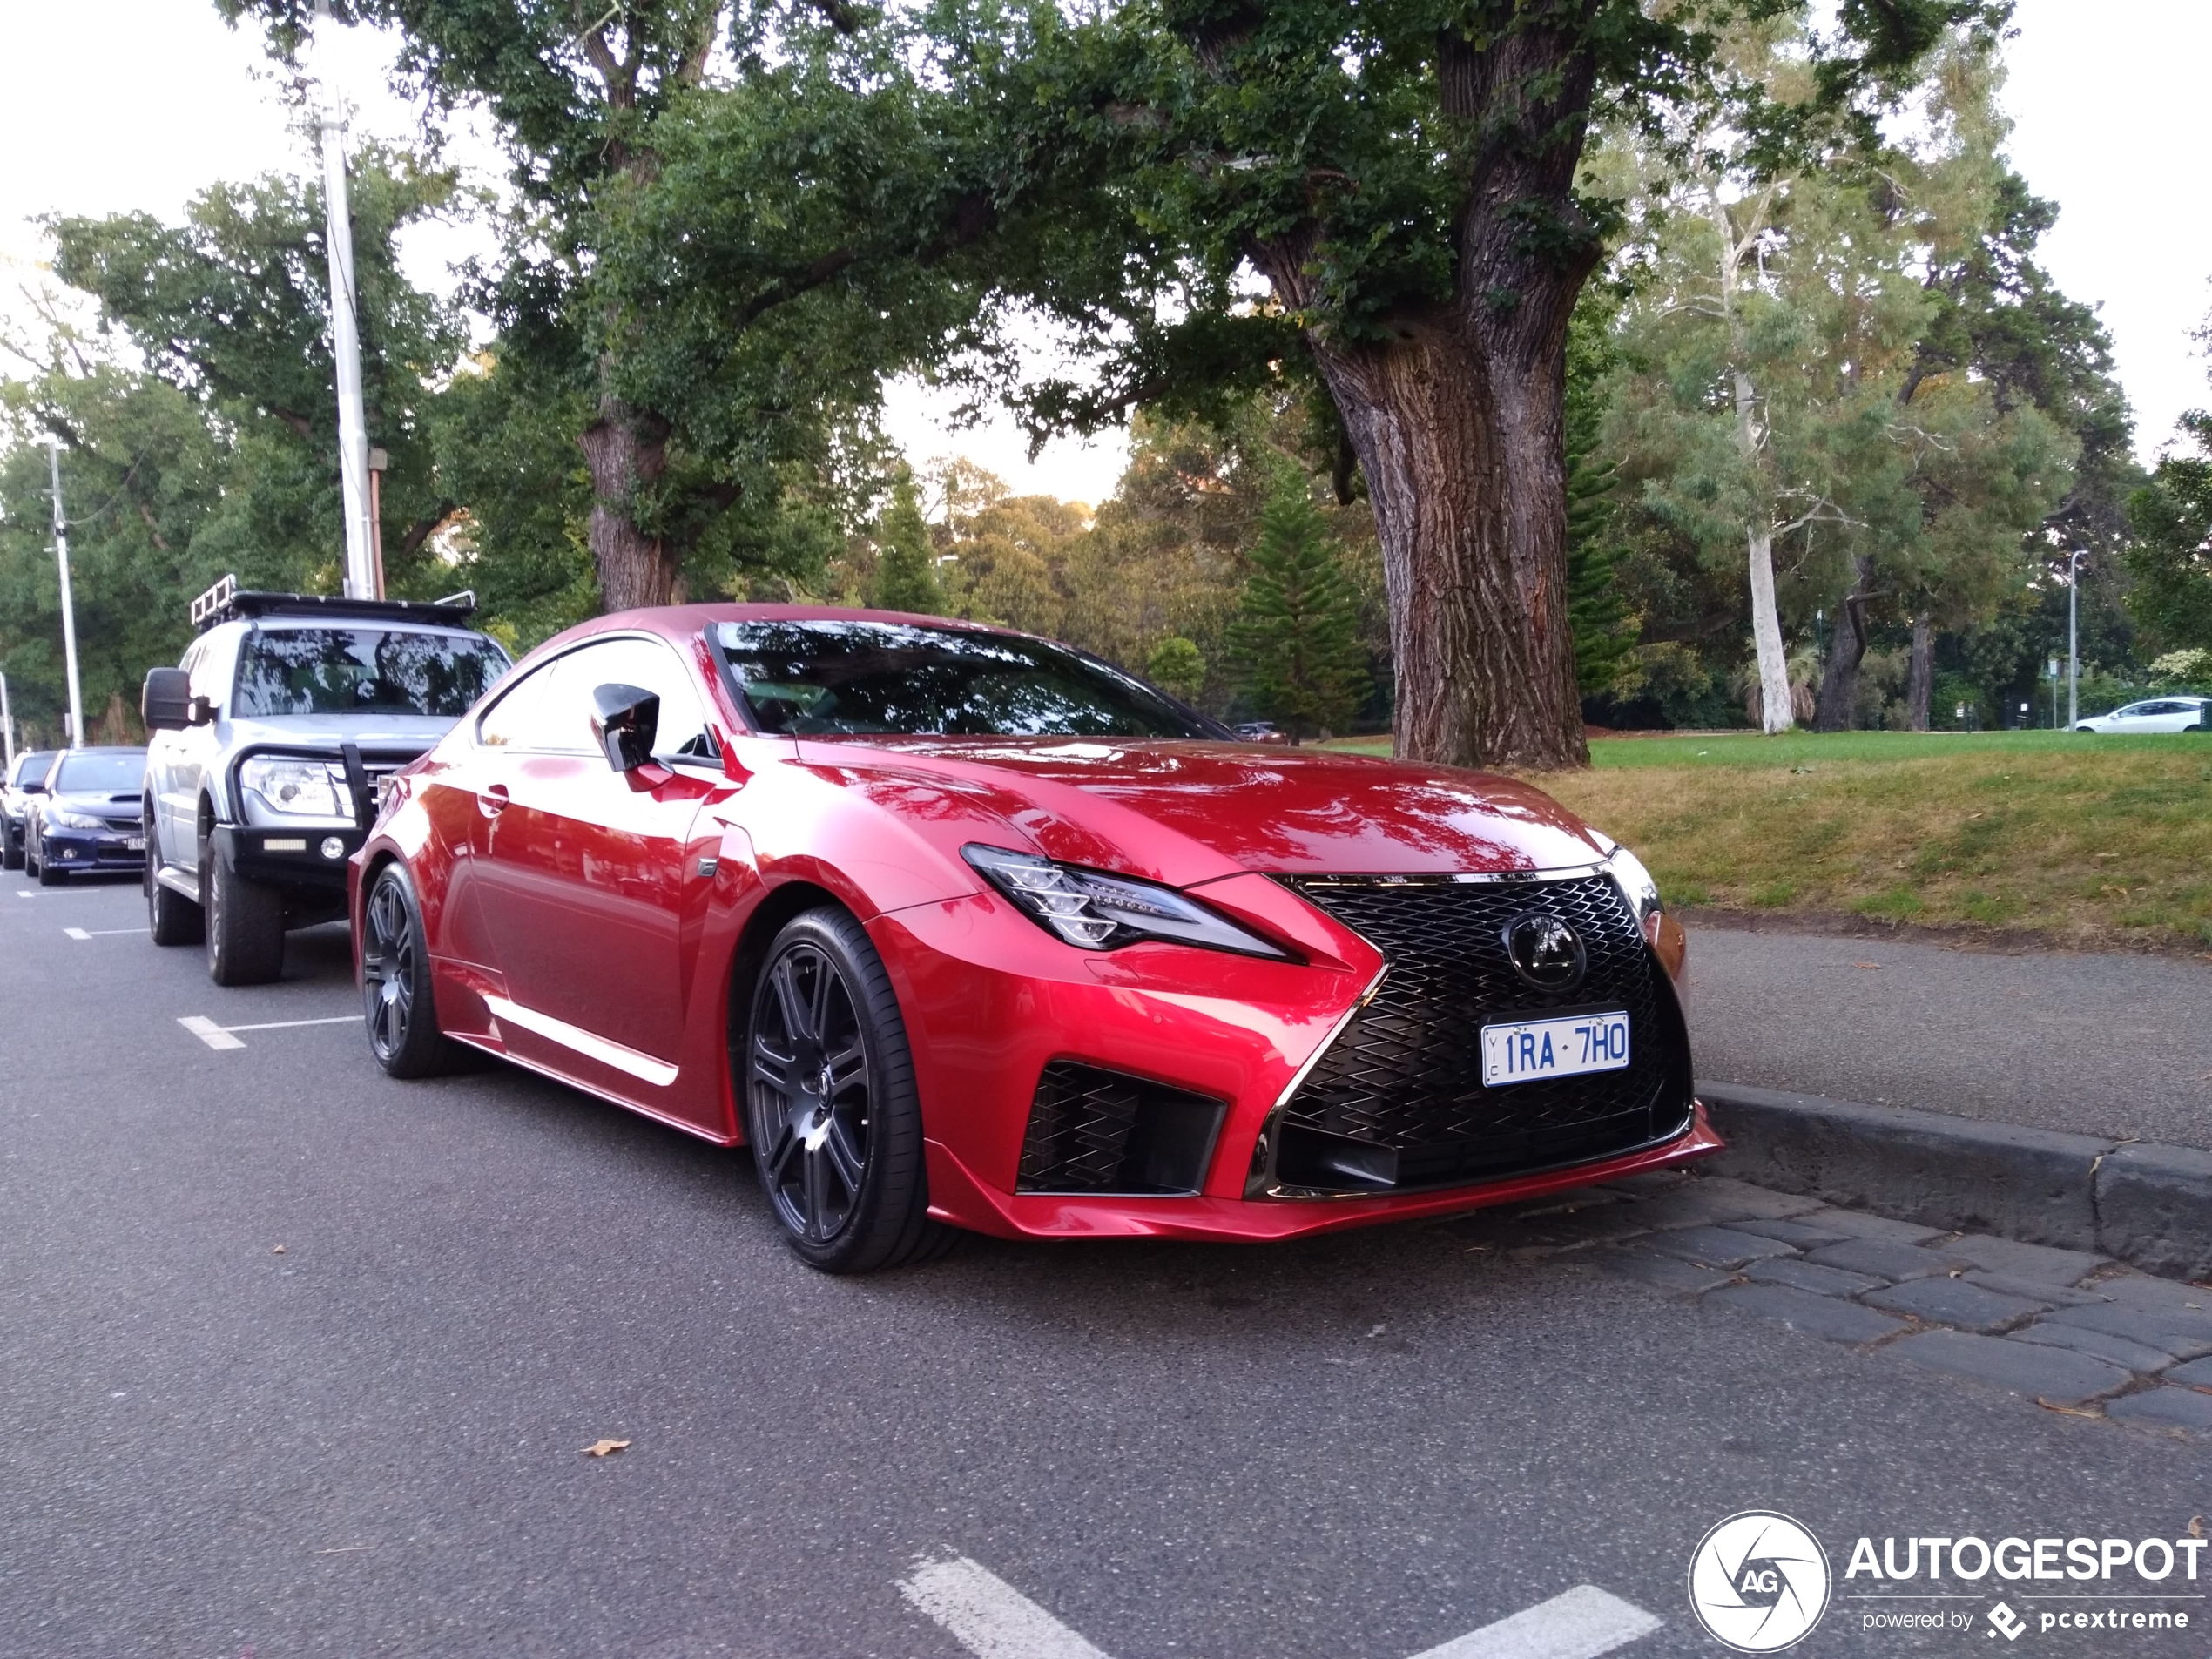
[142,667,191,732]
[591,682,660,772]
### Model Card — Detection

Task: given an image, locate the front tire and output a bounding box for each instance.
[203,836,284,986]
[145,828,203,946]
[745,907,950,1274]
[33,833,62,885]
[361,862,458,1077]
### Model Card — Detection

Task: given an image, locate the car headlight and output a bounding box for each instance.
[48,808,106,831]
[962,844,1290,958]
[240,757,350,819]
[1607,844,1663,938]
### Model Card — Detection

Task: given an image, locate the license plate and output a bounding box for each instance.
[125,836,146,852]
[1481,1010,1631,1087]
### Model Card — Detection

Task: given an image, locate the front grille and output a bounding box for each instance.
[1017,1062,1227,1196]
[1274,874,1693,1191]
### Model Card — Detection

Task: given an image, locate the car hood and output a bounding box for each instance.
[223,713,460,752]
[47,789,142,816]
[797,736,1609,886]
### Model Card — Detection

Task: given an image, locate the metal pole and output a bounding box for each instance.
[2067,550,2081,729]
[316,0,377,601]
[0,671,14,771]
[47,441,85,750]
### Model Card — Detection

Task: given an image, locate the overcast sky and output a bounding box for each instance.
[1,0,2205,507]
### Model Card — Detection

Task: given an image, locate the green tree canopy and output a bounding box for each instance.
[1226,469,1367,743]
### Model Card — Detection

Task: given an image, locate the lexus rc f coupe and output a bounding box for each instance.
[353,607,1717,1272]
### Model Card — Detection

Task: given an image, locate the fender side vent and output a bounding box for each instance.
[1016,1062,1227,1197]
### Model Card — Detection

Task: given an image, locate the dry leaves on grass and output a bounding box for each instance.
[583,1439,631,1458]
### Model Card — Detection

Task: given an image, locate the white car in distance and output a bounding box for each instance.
[2073,696,2210,734]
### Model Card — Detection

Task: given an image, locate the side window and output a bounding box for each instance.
[183,639,219,705]
[562,636,718,761]
[477,656,595,754]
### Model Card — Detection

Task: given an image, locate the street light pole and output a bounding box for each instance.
[2067,550,2083,729]
[0,671,14,771]
[314,0,377,602]
[47,440,85,751]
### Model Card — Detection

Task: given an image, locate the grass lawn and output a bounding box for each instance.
[1323,730,2212,951]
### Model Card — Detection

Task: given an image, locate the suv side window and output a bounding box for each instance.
[558,636,718,761]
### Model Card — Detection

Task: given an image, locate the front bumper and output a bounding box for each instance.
[871,886,1719,1244]
[211,824,365,892]
[40,825,144,871]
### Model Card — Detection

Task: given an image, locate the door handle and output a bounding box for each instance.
[479,784,509,819]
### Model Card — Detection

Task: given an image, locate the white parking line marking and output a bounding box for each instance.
[64,927,147,940]
[64,927,90,940]
[176,1013,356,1049]
[179,1016,246,1051]
[1408,1586,1662,1659]
[898,1557,1113,1659]
[897,1560,1660,1659]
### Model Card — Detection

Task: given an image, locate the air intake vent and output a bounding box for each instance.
[1016,1063,1227,1196]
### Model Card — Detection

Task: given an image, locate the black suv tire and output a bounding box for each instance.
[145,822,204,946]
[204,835,285,985]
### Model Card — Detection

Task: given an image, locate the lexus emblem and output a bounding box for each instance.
[1503,913,1587,992]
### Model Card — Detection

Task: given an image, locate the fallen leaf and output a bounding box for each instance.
[583,1438,631,1458]
[272,1244,287,1255]
[2034,1399,2101,1419]
[1852,962,1881,970]
[2189,1516,2205,1539]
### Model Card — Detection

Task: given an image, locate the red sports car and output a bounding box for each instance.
[352,606,1717,1271]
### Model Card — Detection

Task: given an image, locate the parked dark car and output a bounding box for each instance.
[2,749,59,870]
[26,747,149,885]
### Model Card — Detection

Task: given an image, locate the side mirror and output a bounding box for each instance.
[591,682,660,772]
[142,667,191,732]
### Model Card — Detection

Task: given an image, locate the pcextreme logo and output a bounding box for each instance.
[1687,1511,1832,1652]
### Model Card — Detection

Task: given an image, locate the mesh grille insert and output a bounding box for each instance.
[1278,874,1693,1190]
[1018,1062,1226,1196]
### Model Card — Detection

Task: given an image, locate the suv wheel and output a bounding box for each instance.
[203,835,284,985]
[145,823,203,946]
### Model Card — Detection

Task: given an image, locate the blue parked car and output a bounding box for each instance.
[25,747,148,886]
[1,748,58,870]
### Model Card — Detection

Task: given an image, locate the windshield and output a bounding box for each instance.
[713,620,1216,739]
[52,751,146,794]
[236,627,509,718]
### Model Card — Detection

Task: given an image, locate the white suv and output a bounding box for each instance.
[140,578,509,985]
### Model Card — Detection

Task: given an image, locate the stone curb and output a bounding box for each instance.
[1696,1081,2212,1284]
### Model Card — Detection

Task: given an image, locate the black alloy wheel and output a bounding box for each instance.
[745,907,950,1273]
[203,832,285,986]
[361,863,455,1078]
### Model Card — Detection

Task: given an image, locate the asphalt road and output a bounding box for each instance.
[1,875,2203,1657]
[1687,924,2212,1150]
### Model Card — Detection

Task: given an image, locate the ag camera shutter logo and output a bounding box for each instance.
[1688,1511,1832,1651]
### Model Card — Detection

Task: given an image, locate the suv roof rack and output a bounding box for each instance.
[189,573,479,633]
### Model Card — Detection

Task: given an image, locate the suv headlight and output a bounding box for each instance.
[962,844,1290,958]
[240,757,350,819]
[1607,844,1663,938]
[48,807,105,831]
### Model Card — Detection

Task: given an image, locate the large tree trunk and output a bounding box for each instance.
[1906,614,1934,731]
[1314,330,1586,772]
[1813,555,1876,732]
[579,383,678,613]
[1747,522,1792,734]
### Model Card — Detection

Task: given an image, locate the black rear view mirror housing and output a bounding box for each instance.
[591,682,660,772]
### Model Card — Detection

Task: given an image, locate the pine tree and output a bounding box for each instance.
[1145,636,1206,704]
[1227,472,1368,744]
[1564,301,1637,698]
[869,471,946,616]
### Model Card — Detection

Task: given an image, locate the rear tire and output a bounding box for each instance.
[744,907,951,1274]
[2,828,20,871]
[361,862,458,1078]
[145,829,203,946]
[204,836,285,986]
